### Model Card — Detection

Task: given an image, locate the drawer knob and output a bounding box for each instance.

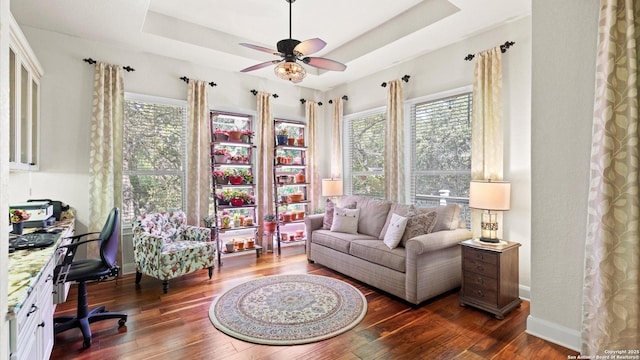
[27,304,39,317]
[46,274,53,282]
[476,264,484,272]
[476,290,484,297]
[38,321,45,328]
[476,277,484,285]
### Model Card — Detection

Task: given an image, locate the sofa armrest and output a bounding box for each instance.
[405,229,472,255]
[183,225,212,242]
[305,213,324,232]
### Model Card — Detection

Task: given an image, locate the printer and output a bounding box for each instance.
[10,201,55,228]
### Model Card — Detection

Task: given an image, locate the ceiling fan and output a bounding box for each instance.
[239,0,347,83]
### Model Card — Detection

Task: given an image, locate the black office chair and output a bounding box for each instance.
[53,207,127,349]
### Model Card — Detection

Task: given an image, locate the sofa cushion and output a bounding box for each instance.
[383,213,408,249]
[331,207,360,234]
[323,199,357,230]
[349,240,406,273]
[352,197,392,238]
[415,204,461,232]
[378,203,416,239]
[401,211,438,246]
[312,229,378,254]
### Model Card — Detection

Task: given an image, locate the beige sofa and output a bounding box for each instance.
[305,195,472,305]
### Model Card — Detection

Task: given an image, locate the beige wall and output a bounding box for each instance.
[528,0,599,351]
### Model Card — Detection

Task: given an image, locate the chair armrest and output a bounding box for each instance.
[65,231,101,242]
[405,229,472,255]
[54,237,102,285]
[183,225,212,242]
[305,214,324,233]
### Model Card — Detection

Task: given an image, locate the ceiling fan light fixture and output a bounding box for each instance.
[274,61,306,83]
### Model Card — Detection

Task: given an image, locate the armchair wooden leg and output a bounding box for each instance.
[162,280,169,294]
[208,266,213,279]
[135,271,142,284]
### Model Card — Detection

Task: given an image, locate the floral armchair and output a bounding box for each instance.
[132,211,216,293]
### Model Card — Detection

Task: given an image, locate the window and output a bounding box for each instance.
[409,89,472,224]
[122,94,187,224]
[344,110,386,198]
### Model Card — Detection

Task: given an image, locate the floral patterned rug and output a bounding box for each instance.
[209,274,368,345]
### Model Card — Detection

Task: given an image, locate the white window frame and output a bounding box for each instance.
[343,106,386,197]
[404,85,472,211]
[122,92,188,226]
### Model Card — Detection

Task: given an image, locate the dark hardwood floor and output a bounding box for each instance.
[51,246,578,360]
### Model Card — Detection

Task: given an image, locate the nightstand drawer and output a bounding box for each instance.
[463,248,498,265]
[464,273,498,291]
[463,283,498,304]
[463,257,498,278]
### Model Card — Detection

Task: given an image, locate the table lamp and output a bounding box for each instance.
[469,180,511,243]
[322,178,343,198]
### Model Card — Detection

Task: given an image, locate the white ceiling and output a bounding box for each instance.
[10,0,530,91]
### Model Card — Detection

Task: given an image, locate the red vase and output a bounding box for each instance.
[230,198,244,206]
[229,176,244,185]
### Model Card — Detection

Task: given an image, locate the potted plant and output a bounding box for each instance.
[227,169,244,185]
[213,128,228,142]
[296,136,304,146]
[295,171,305,183]
[225,239,235,252]
[241,129,254,143]
[240,169,253,184]
[221,214,231,229]
[230,190,245,206]
[245,236,255,249]
[227,128,243,142]
[276,127,288,145]
[263,213,277,233]
[10,209,30,235]
[201,215,216,228]
[216,190,231,205]
[213,170,228,185]
[213,148,228,164]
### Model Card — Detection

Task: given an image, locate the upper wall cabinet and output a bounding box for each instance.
[9,14,43,171]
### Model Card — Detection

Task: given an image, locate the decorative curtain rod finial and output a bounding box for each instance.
[300,99,306,104]
[401,75,410,83]
[250,89,258,96]
[180,76,190,84]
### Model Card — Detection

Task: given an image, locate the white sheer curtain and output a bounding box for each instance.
[385,79,405,203]
[186,80,210,226]
[256,92,274,249]
[306,101,321,211]
[330,98,343,178]
[89,62,124,259]
[582,0,640,354]
[470,47,504,238]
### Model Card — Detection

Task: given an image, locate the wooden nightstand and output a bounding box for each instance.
[459,239,521,319]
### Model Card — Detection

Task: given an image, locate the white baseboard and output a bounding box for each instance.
[122,262,137,275]
[519,284,531,301]
[526,315,581,352]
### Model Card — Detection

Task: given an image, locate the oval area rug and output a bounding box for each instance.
[209,274,368,345]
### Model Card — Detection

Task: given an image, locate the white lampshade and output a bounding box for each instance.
[322,179,344,197]
[469,180,511,211]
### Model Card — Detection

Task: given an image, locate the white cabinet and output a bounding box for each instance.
[8,14,43,171]
[9,256,56,360]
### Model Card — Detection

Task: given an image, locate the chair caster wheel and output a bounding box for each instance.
[118,319,126,327]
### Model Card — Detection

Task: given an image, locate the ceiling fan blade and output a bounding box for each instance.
[240,60,282,73]
[239,43,283,57]
[293,38,326,56]
[302,57,347,71]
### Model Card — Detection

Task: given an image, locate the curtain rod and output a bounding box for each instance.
[464,41,515,61]
[179,76,217,87]
[299,95,348,105]
[83,58,135,72]
[381,75,410,87]
[250,89,279,98]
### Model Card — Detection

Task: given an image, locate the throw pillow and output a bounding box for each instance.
[383,213,408,249]
[401,211,438,246]
[323,199,356,229]
[330,207,360,234]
